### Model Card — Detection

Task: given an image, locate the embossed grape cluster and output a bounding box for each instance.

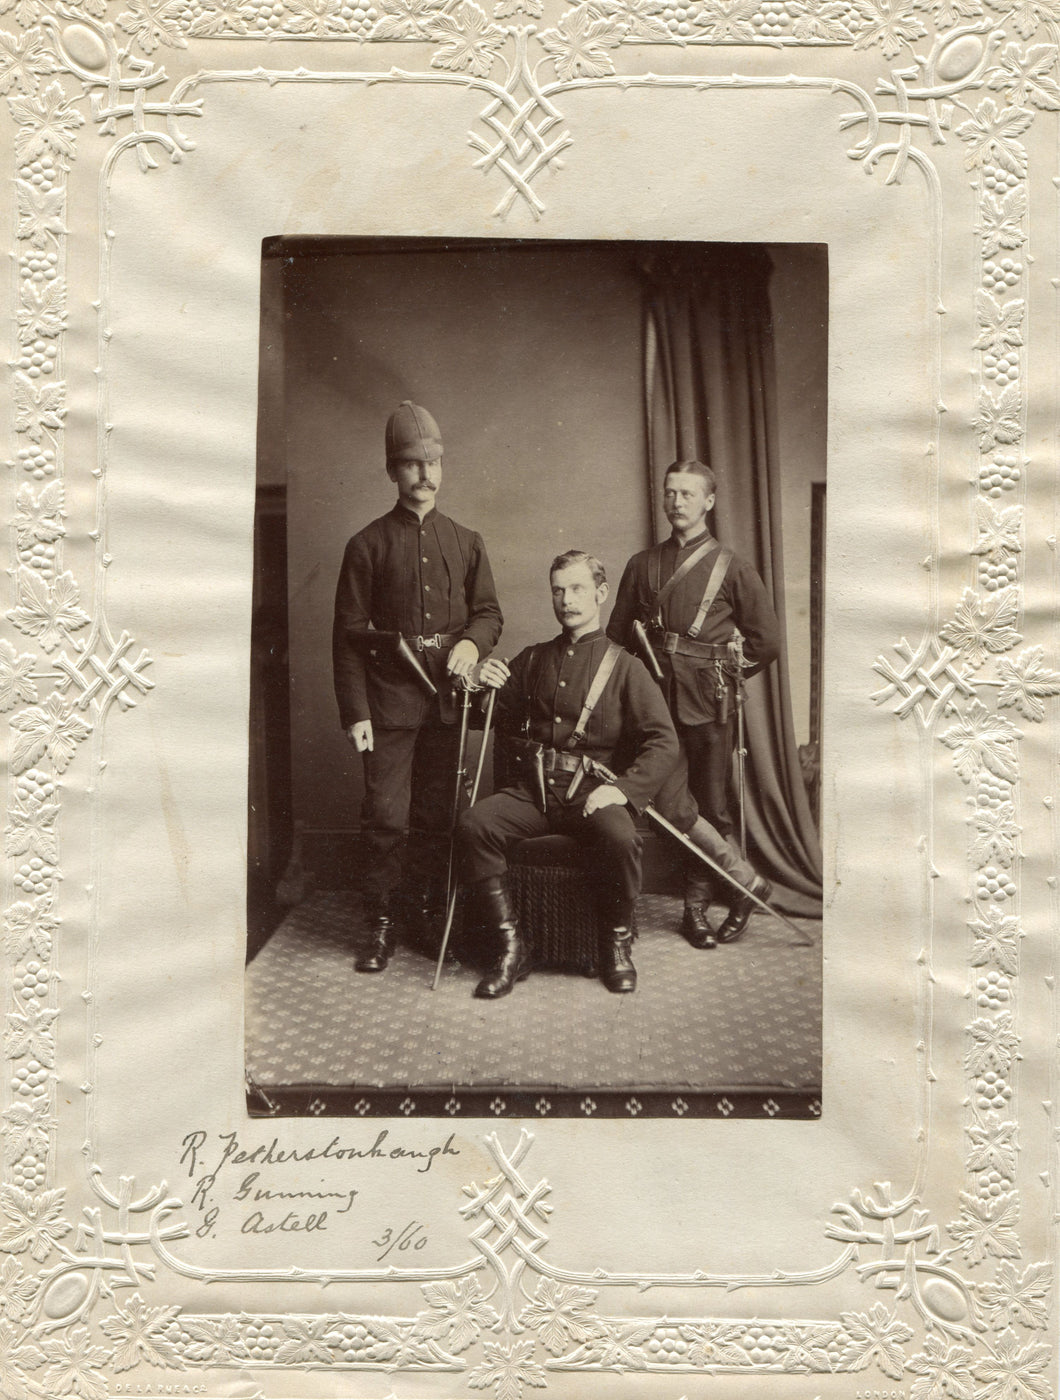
[979,554,1018,592]
[15,337,56,379]
[12,1059,48,1097]
[167,0,198,24]
[242,1322,280,1359]
[979,453,1020,498]
[984,258,1021,291]
[19,156,56,192]
[15,443,56,480]
[340,1,380,35]
[20,252,58,286]
[14,859,56,894]
[983,350,1018,385]
[977,865,1016,900]
[977,971,1011,1009]
[332,1323,373,1359]
[10,1153,46,1190]
[26,540,57,576]
[753,0,791,33]
[977,776,1009,809]
[743,1326,787,1362]
[977,1168,1011,1200]
[660,2,696,35]
[18,961,50,1002]
[17,770,56,807]
[646,1329,692,1359]
[976,1070,1011,1111]
[248,0,285,30]
[982,164,1020,192]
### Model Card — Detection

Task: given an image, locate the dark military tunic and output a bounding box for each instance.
[332,502,502,909]
[458,629,679,922]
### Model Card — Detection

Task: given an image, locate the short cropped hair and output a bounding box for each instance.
[549,550,607,587]
[665,459,716,495]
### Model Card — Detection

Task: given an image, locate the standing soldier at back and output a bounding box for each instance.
[608,459,779,946]
[333,401,503,973]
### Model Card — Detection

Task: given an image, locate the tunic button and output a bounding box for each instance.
[547,778,555,786]
[424,584,431,592]
[425,613,432,620]
[422,556,429,564]
[567,648,574,656]
[555,716,561,724]
[559,681,566,687]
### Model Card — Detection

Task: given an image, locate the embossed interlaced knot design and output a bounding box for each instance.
[872,635,976,726]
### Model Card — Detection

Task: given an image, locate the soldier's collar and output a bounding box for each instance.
[670,526,714,550]
[393,502,438,526]
[559,627,605,645]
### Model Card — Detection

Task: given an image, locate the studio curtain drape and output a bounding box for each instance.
[640,246,823,912]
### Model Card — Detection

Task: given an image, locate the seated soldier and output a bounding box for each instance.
[457,550,678,999]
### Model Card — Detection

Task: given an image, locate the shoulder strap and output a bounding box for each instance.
[654,538,716,614]
[648,543,665,598]
[523,642,546,734]
[568,642,623,748]
[687,548,733,639]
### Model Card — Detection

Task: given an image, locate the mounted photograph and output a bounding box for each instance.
[244,236,827,1118]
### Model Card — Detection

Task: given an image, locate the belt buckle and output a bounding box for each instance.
[662,632,678,655]
[420,633,442,650]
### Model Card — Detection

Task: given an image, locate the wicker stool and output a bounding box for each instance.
[508,835,637,976]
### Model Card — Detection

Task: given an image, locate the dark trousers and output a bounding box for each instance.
[457,784,642,925]
[651,717,736,905]
[360,717,461,908]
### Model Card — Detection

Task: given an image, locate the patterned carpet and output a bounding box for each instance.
[245,891,821,1116]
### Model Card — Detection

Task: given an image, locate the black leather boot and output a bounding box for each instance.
[599,924,637,993]
[472,876,531,999]
[680,903,717,950]
[356,900,394,973]
[716,875,773,944]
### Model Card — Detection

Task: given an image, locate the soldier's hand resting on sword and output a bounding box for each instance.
[446,638,479,680]
[475,657,511,689]
[582,784,626,816]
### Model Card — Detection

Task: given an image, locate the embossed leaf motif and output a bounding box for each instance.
[973,501,1022,563]
[283,0,349,37]
[0,641,37,713]
[913,0,982,34]
[5,1001,57,1067]
[837,1302,913,1380]
[4,793,59,863]
[370,0,445,41]
[779,1323,836,1372]
[494,0,542,16]
[7,569,89,654]
[15,181,64,251]
[995,645,1060,721]
[272,1316,336,1365]
[970,801,1018,868]
[188,0,253,34]
[13,373,65,444]
[906,1334,975,1400]
[7,81,84,165]
[539,6,625,80]
[468,1338,547,1400]
[971,1327,1052,1400]
[564,1318,655,1369]
[986,41,1060,109]
[10,693,92,775]
[0,1318,46,1400]
[427,3,506,77]
[979,187,1028,258]
[589,0,672,40]
[965,1010,1020,1075]
[0,28,59,97]
[690,0,758,41]
[0,1187,69,1263]
[416,1277,500,1354]
[788,0,855,40]
[941,699,1021,783]
[1,1097,56,1164]
[850,0,926,57]
[948,1192,1021,1266]
[16,280,65,344]
[966,1113,1018,1177]
[940,591,1021,671]
[116,0,188,53]
[99,1294,183,1372]
[519,1278,601,1355]
[956,97,1034,176]
[973,384,1022,449]
[974,292,1024,356]
[0,1257,38,1326]
[39,1326,111,1400]
[14,481,66,547]
[985,0,1060,42]
[179,1316,252,1364]
[2,895,56,961]
[980,1261,1053,1330]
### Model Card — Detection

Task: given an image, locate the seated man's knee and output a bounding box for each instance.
[587,806,639,853]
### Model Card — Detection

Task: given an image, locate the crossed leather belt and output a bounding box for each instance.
[402,631,459,652]
[508,740,584,774]
[649,628,730,660]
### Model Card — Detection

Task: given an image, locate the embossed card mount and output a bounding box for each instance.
[0,1,1057,1398]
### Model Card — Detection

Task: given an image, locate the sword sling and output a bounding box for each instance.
[732,634,748,859]
[432,684,497,990]
[442,684,472,920]
[585,759,813,947]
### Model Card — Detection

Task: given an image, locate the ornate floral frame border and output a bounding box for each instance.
[0,0,1057,1393]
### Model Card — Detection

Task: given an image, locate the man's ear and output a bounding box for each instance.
[385,461,398,482]
[704,493,716,512]
[597,581,610,606]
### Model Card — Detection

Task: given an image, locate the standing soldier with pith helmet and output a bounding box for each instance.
[608,459,780,947]
[332,401,503,973]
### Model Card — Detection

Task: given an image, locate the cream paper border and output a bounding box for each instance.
[0,4,1057,1398]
